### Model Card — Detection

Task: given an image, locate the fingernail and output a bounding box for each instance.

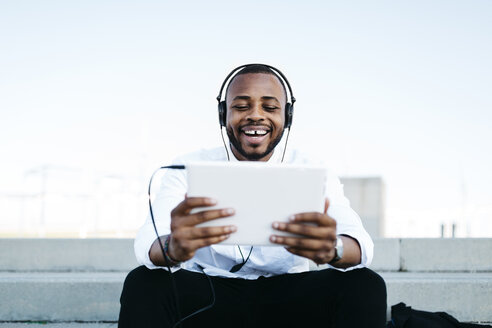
[272,222,279,229]
[224,208,235,215]
[227,226,237,232]
[289,215,295,221]
[270,236,277,242]
[206,198,217,205]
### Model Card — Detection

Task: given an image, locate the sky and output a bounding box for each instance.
[1,0,491,237]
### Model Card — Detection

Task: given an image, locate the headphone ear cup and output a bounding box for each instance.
[284,103,294,129]
[218,101,227,127]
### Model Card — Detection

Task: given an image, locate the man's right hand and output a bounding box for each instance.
[149,196,236,266]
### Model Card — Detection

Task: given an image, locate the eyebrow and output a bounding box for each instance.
[232,95,280,102]
[261,96,280,102]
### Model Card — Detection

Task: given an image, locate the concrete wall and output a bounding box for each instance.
[341,177,384,238]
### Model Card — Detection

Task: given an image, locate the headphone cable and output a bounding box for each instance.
[281,127,291,163]
[172,264,216,328]
[220,127,231,161]
[149,165,216,328]
[229,246,253,273]
[148,166,184,326]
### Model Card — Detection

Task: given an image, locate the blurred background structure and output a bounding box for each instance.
[1,0,491,239]
[1,169,488,239]
[0,168,385,238]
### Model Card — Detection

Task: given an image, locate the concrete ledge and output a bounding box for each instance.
[400,238,492,272]
[2,271,492,323]
[370,238,400,271]
[0,324,116,328]
[0,272,126,321]
[4,238,492,273]
[0,239,137,272]
[382,272,492,322]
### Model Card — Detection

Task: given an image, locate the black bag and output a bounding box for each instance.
[387,303,492,328]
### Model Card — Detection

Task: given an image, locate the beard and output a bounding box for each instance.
[226,126,284,161]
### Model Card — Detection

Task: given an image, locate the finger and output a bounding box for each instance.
[181,197,219,215]
[186,225,237,239]
[324,198,330,214]
[269,235,334,251]
[188,234,231,249]
[170,232,229,257]
[182,207,235,226]
[288,212,336,227]
[272,222,335,239]
[172,197,218,216]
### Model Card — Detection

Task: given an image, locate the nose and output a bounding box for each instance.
[246,103,264,122]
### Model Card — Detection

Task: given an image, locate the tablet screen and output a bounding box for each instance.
[187,161,326,245]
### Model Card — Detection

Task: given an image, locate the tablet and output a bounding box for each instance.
[187,161,326,245]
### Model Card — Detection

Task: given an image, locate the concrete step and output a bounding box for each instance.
[0,239,137,272]
[1,271,491,323]
[0,324,116,328]
[371,238,492,272]
[3,238,492,272]
[381,272,492,323]
[0,272,125,321]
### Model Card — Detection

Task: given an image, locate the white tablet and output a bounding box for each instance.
[187,161,326,246]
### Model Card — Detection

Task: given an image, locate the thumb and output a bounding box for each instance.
[324,198,330,214]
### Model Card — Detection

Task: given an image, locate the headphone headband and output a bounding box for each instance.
[216,63,296,105]
[216,64,296,129]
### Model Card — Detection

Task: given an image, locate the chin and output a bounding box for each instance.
[227,127,282,161]
[242,148,272,161]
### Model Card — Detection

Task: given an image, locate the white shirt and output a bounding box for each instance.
[134,145,374,279]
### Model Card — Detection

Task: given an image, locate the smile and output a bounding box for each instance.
[243,130,268,136]
[240,126,271,145]
[240,125,270,136]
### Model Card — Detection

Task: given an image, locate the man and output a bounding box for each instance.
[119,64,387,327]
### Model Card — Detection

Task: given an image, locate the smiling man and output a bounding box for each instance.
[118,64,387,328]
[226,72,286,161]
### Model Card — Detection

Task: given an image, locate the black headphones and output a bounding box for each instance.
[216,64,296,129]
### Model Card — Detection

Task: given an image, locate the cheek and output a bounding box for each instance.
[273,113,286,130]
[226,112,242,129]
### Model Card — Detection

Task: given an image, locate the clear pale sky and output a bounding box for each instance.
[1,0,491,237]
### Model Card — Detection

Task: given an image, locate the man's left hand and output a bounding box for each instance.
[270,198,337,264]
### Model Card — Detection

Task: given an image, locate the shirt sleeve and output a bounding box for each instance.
[134,163,188,270]
[323,169,374,271]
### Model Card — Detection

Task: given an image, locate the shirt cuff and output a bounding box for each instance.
[328,229,374,272]
[134,221,182,271]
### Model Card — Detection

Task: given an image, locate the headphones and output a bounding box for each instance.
[216,64,296,129]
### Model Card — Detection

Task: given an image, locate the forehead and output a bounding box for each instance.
[226,73,286,102]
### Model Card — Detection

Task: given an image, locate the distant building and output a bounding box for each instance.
[341,177,385,239]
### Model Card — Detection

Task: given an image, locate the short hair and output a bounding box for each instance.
[225,64,288,103]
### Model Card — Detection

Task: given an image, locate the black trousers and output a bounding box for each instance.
[119,266,387,328]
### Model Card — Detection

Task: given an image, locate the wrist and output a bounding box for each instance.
[163,235,182,267]
[328,236,344,265]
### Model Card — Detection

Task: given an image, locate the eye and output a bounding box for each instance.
[263,106,279,112]
[232,105,248,111]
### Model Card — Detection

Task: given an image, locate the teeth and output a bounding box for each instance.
[244,130,267,136]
